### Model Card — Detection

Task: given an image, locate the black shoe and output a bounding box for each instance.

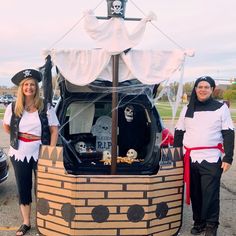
[191,223,206,235]
[205,224,218,236]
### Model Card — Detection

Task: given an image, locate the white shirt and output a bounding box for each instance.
[175,103,234,163]
[3,103,59,162]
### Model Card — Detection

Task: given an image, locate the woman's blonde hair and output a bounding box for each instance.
[14,78,44,117]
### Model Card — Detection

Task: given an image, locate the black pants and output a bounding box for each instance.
[190,158,223,225]
[11,156,37,205]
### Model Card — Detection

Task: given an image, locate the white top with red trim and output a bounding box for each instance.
[3,103,59,162]
[175,103,234,163]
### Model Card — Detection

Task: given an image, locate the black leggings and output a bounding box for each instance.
[11,156,37,205]
[190,158,223,225]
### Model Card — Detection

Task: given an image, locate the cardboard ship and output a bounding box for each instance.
[36,146,184,236]
[36,1,193,235]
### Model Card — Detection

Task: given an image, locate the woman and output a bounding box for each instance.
[3,69,59,236]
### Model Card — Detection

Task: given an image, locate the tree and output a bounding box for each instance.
[183,82,194,96]
[223,84,236,101]
[213,88,224,99]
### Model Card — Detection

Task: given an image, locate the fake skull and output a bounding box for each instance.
[75,141,86,153]
[126,149,137,159]
[124,105,134,122]
[111,0,123,14]
[102,150,111,165]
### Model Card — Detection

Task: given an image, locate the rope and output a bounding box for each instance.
[129,0,185,51]
[48,0,104,49]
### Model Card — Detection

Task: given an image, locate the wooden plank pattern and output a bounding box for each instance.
[36,145,184,236]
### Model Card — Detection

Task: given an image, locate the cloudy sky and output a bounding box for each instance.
[0,0,236,87]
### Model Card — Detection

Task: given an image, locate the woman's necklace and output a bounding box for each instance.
[25,103,34,112]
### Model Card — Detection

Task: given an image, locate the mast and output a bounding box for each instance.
[103,0,141,174]
[111,54,119,174]
[107,0,125,174]
[106,0,127,174]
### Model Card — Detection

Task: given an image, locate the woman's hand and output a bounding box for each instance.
[221,162,231,172]
[3,123,10,134]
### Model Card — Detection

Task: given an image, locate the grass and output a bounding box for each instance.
[156,102,183,119]
[0,108,4,119]
[156,101,236,121]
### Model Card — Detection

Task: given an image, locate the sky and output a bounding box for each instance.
[0,0,236,87]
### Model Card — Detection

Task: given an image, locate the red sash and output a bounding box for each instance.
[18,136,41,142]
[183,143,224,205]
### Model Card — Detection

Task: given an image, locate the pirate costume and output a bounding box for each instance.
[174,76,234,236]
[3,69,59,235]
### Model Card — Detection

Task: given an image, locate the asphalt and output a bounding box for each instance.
[0,118,236,236]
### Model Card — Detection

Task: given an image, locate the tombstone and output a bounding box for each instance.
[91,116,112,152]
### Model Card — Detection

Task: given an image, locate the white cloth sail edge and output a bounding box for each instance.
[41,8,195,133]
[42,9,194,86]
[42,49,188,86]
[83,9,156,54]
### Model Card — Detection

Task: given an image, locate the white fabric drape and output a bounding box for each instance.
[48,49,111,86]
[83,10,156,54]
[42,11,194,86]
[45,49,186,85]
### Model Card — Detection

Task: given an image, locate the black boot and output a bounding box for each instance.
[205,223,218,236]
[191,222,206,235]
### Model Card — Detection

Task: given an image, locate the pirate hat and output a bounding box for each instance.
[11,69,42,86]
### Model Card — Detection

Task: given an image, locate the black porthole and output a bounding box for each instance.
[155,202,169,219]
[92,205,109,223]
[37,198,50,216]
[61,203,76,222]
[127,205,145,222]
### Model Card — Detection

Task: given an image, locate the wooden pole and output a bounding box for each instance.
[111,54,119,174]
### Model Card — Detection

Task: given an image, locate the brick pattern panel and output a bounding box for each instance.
[37,146,184,236]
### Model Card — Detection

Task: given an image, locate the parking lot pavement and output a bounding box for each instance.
[0,121,236,235]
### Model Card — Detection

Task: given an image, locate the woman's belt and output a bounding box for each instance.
[183,143,224,205]
[18,132,41,142]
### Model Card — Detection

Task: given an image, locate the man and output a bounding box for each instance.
[174,76,234,236]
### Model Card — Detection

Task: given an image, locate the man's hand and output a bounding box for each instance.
[221,162,231,172]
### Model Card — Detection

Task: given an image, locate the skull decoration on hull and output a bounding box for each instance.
[107,0,127,18]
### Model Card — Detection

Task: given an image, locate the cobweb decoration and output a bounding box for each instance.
[154,61,185,132]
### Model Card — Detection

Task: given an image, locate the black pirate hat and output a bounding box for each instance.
[11,69,42,86]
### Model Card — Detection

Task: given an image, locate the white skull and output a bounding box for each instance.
[111,0,123,14]
[124,105,134,122]
[75,141,86,153]
[102,150,111,165]
[126,149,137,159]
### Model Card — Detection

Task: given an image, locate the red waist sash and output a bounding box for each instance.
[18,133,41,142]
[183,143,224,205]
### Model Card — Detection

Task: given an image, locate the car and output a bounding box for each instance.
[0,96,4,103]
[52,97,60,107]
[0,148,9,184]
[55,78,166,175]
[36,76,184,236]
[1,94,15,105]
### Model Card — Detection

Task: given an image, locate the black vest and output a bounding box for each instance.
[10,102,50,149]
